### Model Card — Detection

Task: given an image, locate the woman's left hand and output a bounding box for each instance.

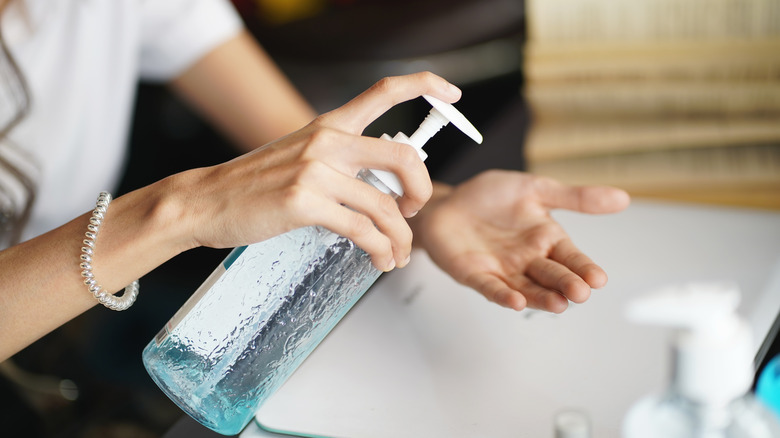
[410,170,631,313]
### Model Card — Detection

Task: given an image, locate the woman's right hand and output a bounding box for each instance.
[171,72,462,271]
[0,67,461,359]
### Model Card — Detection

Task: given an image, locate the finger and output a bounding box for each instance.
[550,239,608,289]
[351,136,433,213]
[293,185,397,271]
[328,172,415,268]
[525,257,593,304]
[532,177,631,214]
[507,275,570,313]
[307,131,433,215]
[290,160,415,268]
[464,272,528,311]
[322,72,462,134]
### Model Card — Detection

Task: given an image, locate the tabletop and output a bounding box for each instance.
[165,199,780,438]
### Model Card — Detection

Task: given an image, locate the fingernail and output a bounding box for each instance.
[402,254,411,267]
[384,259,396,272]
[407,210,419,218]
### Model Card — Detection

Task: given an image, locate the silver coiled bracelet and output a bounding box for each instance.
[80,192,139,311]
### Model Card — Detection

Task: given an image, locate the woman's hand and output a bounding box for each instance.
[410,170,631,313]
[174,72,462,271]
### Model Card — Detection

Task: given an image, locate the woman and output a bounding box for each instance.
[0,0,629,362]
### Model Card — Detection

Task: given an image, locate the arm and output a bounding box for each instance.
[0,72,462,361]
[0,186,185,360]
[168,30,317,151]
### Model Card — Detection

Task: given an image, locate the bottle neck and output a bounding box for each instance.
[407,109,447,148]
[357,168,399,198]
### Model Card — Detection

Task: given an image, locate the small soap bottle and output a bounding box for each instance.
[142,96,482,435]
[622,283,780,438]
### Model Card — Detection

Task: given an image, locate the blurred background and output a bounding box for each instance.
[2,0,778,436]
[522,0,780,209]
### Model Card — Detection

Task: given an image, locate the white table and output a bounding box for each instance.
[176,200,780,438]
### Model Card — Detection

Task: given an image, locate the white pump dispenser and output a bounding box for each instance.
[368,95,483,196]
[622,282,780,438]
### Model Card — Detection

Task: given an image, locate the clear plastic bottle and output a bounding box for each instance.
[622,283,780,438]
[142,96,482,435]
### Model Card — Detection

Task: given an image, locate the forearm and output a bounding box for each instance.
[0,177,192,360]
[170,30,317,151]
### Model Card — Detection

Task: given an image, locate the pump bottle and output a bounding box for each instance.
[622,282,780,438]
[141,96,482,435]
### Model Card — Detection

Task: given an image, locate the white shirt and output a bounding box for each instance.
[1,0,242,241]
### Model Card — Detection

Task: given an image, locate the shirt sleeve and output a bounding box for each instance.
[138,0,244,81]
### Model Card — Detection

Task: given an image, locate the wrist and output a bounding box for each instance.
[146,172,203,254]
[91,177,193,291]
[408,181,452,248]
[429,181,454,201]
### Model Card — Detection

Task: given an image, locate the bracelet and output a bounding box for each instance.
[79,192,139,311]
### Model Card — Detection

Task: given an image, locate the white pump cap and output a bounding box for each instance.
[626,282,754,406]
[369,95,483,196]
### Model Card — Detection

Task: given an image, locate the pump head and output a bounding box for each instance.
[626,282,754,406]
[369,95,482,196]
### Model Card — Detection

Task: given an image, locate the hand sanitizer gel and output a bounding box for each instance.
[142,96,482,435]
[622,282,780,438]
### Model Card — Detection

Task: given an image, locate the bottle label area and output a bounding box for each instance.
[154,246,247,347]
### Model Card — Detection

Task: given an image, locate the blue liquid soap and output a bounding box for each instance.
[142,96,482,435]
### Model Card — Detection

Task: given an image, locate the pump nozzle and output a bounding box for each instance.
[627,282,741,335]
[626,282,754,406]
[369,95,482,196]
